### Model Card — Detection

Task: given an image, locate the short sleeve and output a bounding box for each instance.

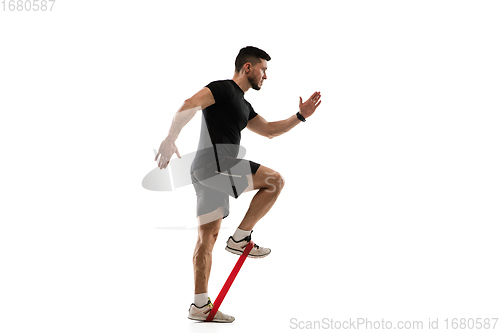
[206,80,234,103]
[247,101,258,120]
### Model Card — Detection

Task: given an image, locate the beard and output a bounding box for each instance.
[248,75,261,90]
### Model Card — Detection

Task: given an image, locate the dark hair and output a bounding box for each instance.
[235,46,271,72]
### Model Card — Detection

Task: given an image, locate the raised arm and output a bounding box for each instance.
[247,91,321,138]
[155,87,215,169]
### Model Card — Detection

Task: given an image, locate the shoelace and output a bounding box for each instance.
[206,297,222,316]
[243,235,260,249]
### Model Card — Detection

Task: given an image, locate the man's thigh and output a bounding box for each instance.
[194,157,260,198]
[243,165,284,192]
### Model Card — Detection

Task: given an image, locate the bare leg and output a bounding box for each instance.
[238,166,285,231]
[193,218,222,294]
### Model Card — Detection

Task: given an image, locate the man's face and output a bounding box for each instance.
[248,59,268,90]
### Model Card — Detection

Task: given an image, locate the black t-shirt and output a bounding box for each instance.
[191,80,258,172]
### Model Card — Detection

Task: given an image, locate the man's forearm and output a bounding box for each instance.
[166,101,201,141]
[268,114,302,138]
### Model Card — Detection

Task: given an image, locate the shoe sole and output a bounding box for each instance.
[225,246,271,258]
[188,315,235,323]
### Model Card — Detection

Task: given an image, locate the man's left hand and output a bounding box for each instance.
[298,91,322,119]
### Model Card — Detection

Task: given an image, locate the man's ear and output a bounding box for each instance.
[245,63,252,74]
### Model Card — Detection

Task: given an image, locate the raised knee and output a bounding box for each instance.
[265,171,285,193]
[278,174,285,189]
[274,172,285,191]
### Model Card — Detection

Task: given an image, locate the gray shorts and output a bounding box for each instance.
[191,157,260,219]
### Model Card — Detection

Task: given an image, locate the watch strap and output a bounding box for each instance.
[296,112,306,122]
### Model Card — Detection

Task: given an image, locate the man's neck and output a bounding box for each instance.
[232,73,251,93]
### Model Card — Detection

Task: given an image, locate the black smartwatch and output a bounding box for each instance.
[296,112,306,122]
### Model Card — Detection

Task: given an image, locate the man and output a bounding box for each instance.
[155,46,322,322]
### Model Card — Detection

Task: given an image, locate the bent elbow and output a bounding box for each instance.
[183,98,195,108]
[180,99,202,113]
[266,124,278,139]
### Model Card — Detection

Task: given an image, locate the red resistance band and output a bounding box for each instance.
[205,240,255,322]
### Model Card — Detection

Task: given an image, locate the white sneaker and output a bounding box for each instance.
[188,298,235,323]
[225,230,271,258]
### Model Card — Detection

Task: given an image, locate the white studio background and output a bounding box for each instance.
[1,1,499,332]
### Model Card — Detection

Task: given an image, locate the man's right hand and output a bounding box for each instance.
[154,87,215,169]
[155,137,181,169]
